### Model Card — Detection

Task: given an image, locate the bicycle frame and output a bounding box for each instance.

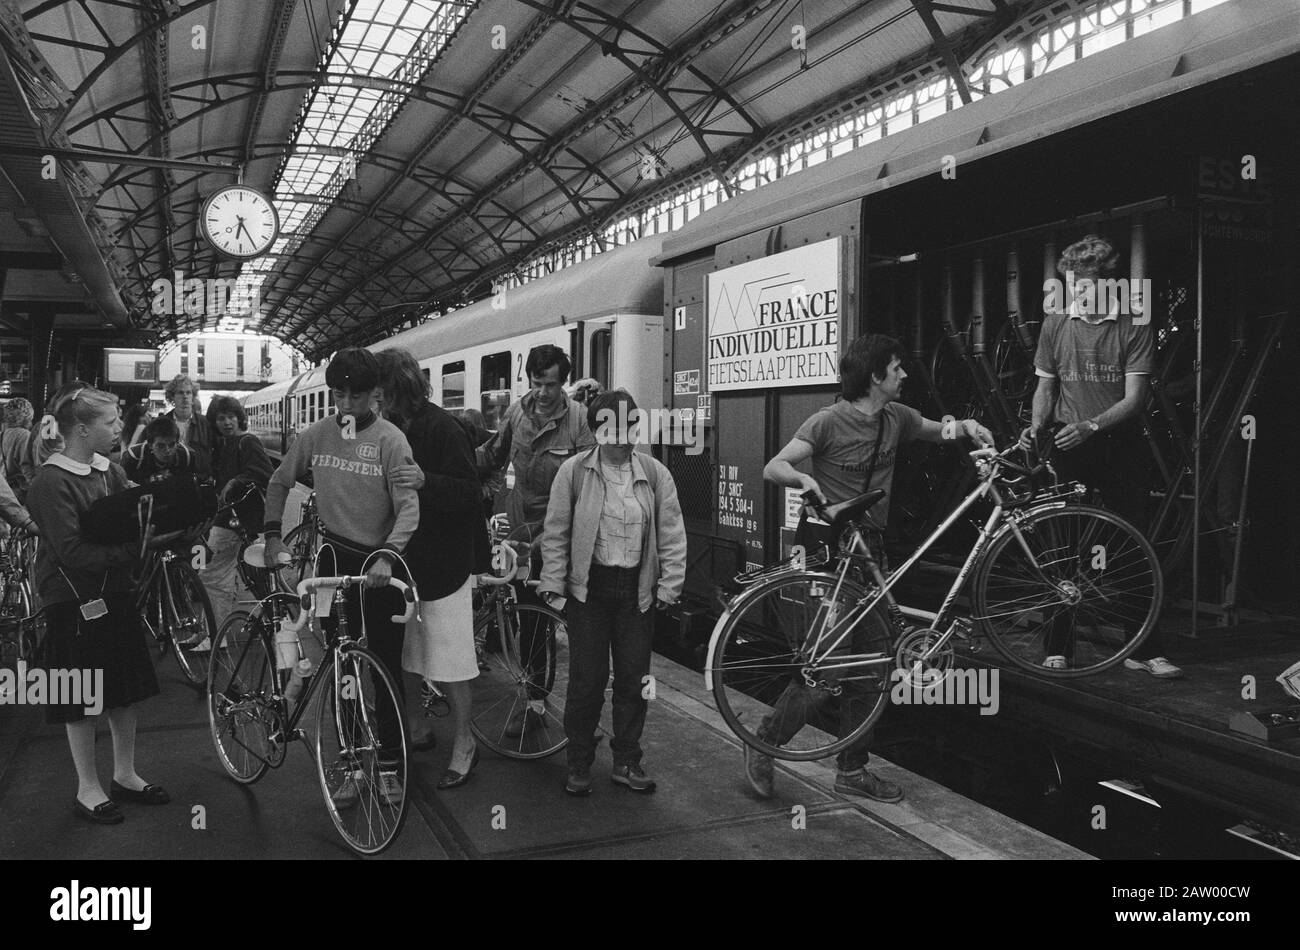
[706,450,1084,687]
[136,548,190,643]
[216,575,413,769]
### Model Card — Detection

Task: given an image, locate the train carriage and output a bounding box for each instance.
[245,2,1300,650]
[244,236,667,461]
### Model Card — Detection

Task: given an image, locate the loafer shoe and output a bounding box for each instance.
[75,799,124,824]
[110,781,171,805]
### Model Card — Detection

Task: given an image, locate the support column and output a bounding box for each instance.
[28,304,55,414]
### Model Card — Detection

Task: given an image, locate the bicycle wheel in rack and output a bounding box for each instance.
[275,523,318,594]
[315,644,408,855]
[991,322,1036,425]
[207,611,279,783]
[470,598,569,759]
[708,571,893,761]
[972,503,1163,678]
[164,559,217,690]
[929,334,980,420]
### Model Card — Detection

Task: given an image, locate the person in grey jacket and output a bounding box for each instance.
[538,389,686,797]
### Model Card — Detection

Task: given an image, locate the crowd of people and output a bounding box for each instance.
[5,341,688,824]
[3,232,1179,827]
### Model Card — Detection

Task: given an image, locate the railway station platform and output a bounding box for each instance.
[958,621,1300,831]
[0,638,1086,862]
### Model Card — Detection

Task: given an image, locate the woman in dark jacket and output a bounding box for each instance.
[202,396,274,640]
[376,350,488,789]
[27,385,174,824]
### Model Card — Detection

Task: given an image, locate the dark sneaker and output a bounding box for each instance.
[564,769,593,797]
[611,764,656,794]
[834,768,903,803]
[744,744,774,799]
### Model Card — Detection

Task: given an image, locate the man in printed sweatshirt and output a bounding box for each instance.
[261,348,422,807]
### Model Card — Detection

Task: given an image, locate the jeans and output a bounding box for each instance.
[755,632,880,773]
[756,532,889,774]
[203,526,243,634]
[563,564,654,772]
[1045,427,1162,661]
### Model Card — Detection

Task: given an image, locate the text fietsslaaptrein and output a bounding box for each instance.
[49,881,151,931]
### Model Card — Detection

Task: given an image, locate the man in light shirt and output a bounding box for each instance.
[1024,234,1181,679]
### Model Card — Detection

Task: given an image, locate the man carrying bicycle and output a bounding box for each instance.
[476,345,596,735]
[748,333,993,802]
[1022,234,1181,679]
[261,348,421,806]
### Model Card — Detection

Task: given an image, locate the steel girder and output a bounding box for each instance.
[239,0,298,166]
[104,136,541,301]
[282,0,777,351]
[256,6,561,333]
[62,67,618,253]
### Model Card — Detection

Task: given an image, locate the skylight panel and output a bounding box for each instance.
[241,0,475,327]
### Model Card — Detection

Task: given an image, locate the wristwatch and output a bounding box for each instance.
[1082,419,1101,434]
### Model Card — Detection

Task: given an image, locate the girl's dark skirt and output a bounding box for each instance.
[37,592,159,725]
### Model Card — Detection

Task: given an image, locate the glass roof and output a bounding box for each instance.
[243,0,474,326]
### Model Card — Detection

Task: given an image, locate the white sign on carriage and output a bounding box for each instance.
[705,237,841,392]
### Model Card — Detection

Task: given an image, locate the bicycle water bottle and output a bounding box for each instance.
[284,657,314,708]
[274,620,299,671]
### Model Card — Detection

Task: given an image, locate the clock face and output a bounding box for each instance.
[200,186,280,259]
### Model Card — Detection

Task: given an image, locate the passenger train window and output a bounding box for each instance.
[590,328,611,389]
[480,351,511,429]
[442,361,465,409]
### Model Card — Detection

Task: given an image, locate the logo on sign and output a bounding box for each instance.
[355,442,379,461]
[706,238,841,392]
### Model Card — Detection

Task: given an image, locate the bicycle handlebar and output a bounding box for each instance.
[280,575,417,632]
[968,442,1051,481]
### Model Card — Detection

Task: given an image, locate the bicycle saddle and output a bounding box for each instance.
[818,489,885,531]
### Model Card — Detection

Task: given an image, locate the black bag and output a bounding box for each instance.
[792,409,888,553]
[81,475,218,543]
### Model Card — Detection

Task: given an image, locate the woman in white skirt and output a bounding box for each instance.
[376,350,489,789]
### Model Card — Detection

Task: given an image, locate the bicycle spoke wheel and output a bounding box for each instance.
[709,571,892,761]
[207,611,278,783]
[973,504,1163,677]
[470,599,569,759]
[930,335,980,420]
[275,523,318,594]
[992,322,1035,425]
[165,560,216,690]
[315,645,408,855]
